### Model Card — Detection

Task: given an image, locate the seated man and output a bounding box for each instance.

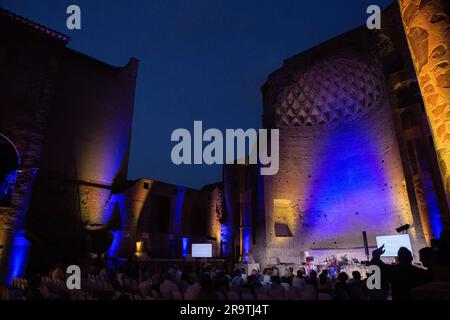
[159,273,180,299]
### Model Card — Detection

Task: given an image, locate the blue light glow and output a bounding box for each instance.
[422,177,444,238]
[220,224,231,256]
[108,230,122,257]
[175,187,185,234]
[242,228,251,261]
[7,230,30,284]
[295,116,403,244]
[105,194,126,257]
[182,237,189,257]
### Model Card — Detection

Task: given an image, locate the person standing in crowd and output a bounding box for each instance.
[349,271,368,300]
[292,269,306,291]
[368,245,391,300]
[230,269,245,288]
[318,269,333,294]
[306,270,318,287]
[390,247,430,300]
[334,272,351,300]
[419,247,435,282]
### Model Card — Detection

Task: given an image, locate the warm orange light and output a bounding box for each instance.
[135,241,144,255]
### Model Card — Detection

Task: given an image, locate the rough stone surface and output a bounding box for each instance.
[0,8,139,278]
[399,0,450,211]
[258,49,423,265]
[274,54,385,127]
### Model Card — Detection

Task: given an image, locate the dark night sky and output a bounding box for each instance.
[3,0,393,188]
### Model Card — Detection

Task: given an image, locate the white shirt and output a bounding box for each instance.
[138,279,153,297]
[184,283,201,300]
[261,275,271,286]
[159,279,180,299]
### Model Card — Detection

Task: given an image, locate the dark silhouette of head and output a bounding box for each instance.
[352,271,361,280]
[419,247,434,269]
[397,246,413,265]
[338,272,349,283]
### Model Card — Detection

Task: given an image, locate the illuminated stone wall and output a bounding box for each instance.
[0,9,67,283]
[398,0,450,217]
[23,50,139,274]
[0,7,140,276]
[106,179,223,259]
[258,47,426,265]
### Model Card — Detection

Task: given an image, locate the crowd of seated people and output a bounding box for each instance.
[3,232,450,300]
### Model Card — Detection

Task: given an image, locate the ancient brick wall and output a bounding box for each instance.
[23,49,139,272]
[398,0,450,215]
[0,11,67,282]
[258,44,426,265]
[106,180,222,259]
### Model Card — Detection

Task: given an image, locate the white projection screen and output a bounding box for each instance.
[376,234,413,257]
[191,243,212,258]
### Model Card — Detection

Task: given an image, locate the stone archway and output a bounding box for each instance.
[0,134,20,207]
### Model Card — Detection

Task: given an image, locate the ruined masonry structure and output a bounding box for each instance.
[1,2,450,279]
[398,0,450,212]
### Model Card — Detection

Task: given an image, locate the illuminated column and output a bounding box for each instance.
[0,168,37,284]
[0,208,18,283]
[402,119,444,242]
[108,179,152,258]
[239,167,252,262]
[398,0,450,214]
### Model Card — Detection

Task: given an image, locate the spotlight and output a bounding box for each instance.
[396,224,410,233]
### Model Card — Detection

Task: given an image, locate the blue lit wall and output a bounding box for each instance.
[108,230,122,258]
[175,187,185,234]
[105,194,126,257]
[242,228,251,261]
[220,224,231,257]
[263,101,422,263]
[422,176,444,239]
[182,237,189,257]
[7,229,30,284]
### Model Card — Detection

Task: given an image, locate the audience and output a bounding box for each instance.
[6,232,450,300]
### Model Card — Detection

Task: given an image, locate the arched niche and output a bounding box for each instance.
[0,134,20,207]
